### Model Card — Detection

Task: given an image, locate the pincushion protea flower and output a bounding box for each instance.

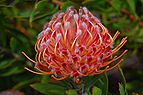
[22,7,127,82]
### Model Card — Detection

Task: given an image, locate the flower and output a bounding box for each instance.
[22,7,127,82]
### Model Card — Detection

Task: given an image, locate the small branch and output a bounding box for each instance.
[15,23,31,38]
[52,0,63,6]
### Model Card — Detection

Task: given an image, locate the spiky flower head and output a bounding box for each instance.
[23,7,127,82]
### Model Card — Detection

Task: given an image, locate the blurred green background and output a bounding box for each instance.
[0,0,143,95]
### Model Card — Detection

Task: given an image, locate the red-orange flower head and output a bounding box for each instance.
[23,7,127,81]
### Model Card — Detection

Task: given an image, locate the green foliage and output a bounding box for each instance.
[61,1,76,11]
[10,37,19,52]
[92,73,109,95]
[29,0,58,27]
[31,83,65,95]
[126,0,136,16]
[92,86,102,95]
[119,83,126,95]
[118,66,128,95]
[111,0,122,12]
[67,89,77,95]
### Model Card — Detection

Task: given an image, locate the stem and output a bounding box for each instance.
[77,84,87,95]
[77,86,88,95]
[102,73,108,95]
[71,78,88,95]
[52,0,63,6]
[118,65,128,95]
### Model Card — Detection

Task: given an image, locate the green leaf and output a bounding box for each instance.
[111,0,122,12]
[0,59,16,70]
[0,29,7,47]
[135,37,143,43]
[119,83,125,95]
[41,75,50,83]
[118,66,128,95]
[87,92,92,95]
[90,74,108,95]
[31,83,65,95]
[102,73,108,95]
[0,66,23,76]
[29,0,58,27]
[92,86,102,95]
[61,1,76,11]
[19,10,31,18]
[83,74,102,91]
[82,0,107,12]
[43,77,72,89]
[67,89,77,95]
[10,37,19,52]
[12,80,31,90]
[126,0,136,14]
